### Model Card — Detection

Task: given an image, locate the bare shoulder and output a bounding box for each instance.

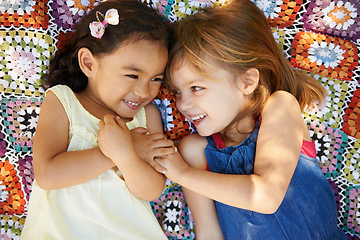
[178,133,208,170]
[267,91,299,108]
[145,102,159,115]
[145,103,163,133]
[266,91,299,110]
[262,91,302,121]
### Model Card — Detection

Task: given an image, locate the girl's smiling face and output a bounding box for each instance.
[171,58,249,137]
[84,39,168,119]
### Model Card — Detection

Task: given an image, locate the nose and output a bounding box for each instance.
[133,81,150,99]
[176,92,193,112]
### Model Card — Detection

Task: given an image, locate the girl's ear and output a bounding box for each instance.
[236,68,259,95]
[78,47,96,78]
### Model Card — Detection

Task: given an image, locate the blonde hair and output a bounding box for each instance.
[166,0,326,121]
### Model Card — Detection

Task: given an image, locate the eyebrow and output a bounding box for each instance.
[122,65,165,77]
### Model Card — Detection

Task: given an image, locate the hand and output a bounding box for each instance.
[130,127,176,173]
[98,115,136,161]
[155,151,189,182]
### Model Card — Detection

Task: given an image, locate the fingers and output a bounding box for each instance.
[114,115,127,129]
[131,127,149,134]
[151,158,167,174]
[102,114,116,124]
[98,119,104,129]
[153,146,177,158]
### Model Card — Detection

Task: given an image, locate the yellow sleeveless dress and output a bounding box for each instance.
[21,85,166,240]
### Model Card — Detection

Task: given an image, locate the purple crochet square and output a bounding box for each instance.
[303,0,360,41]
[50,0,101,30]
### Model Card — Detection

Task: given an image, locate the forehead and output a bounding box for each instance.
[100,40,168,71]
[170,59,239,92]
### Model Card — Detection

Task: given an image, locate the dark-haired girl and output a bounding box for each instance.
[21,0,172,238]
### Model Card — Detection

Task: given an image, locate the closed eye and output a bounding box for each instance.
[126,74,139,79]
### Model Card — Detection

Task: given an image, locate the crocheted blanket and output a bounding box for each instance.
[0,0,359,239]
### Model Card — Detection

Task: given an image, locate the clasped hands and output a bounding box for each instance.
[98,114,189,181]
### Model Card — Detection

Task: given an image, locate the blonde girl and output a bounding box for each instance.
[156,0,347,239]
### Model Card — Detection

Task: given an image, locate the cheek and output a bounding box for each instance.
[150,84,161,97]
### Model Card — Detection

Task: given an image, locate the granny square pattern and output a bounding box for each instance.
[0,0,359,239]
[291,31,359,81]
[0,0,49,29]
[253,0,304,28]
[50,0,101,30]
[0,29,53,97]
[302,0,360,42]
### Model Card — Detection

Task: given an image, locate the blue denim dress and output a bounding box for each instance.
[205,128,347,240]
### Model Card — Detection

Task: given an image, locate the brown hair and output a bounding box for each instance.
[166,0,326,121]
[44,0,169,92]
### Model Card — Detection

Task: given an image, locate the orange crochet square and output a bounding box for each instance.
[0,161,26,215]
[290,31,359,81]
[0,0,49,29]
[268,0,303,28]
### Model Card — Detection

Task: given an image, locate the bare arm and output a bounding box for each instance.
[157,91,305,214]
[33,91,115,190]
[130,103,174,173]
[98,104,169,201]
[179,134,224,240]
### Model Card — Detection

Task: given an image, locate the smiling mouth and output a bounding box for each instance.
[124,100,141,110]
[190,114,207,123]
[124,100,140,106]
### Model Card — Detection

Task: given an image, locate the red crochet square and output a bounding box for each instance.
[342,89,360,139]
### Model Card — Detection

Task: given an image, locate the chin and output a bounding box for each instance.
[196,128,215,137]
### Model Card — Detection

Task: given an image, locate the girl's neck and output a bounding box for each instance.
[219,116,256,147]
[75,90,132,122]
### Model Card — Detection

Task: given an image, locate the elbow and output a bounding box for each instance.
[128,178,166,201]
[34,171,53,190]
[257,194,283,214]
[33,166,58,190]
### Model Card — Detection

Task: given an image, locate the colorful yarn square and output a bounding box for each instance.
[149,0,176,21]
[55,30,76,54]
[0,215,26,239]
[0,97,41,153]
[307,122,348,179]
[151,181,194,240]
[303,0,360,42]
[291,31,359,81]
[342,88,360,139]
[272,28,285,51]
[338,183,360,236]
[154,85,195,141]
[253,0,303,28]
[18,156,34,202]
[0,128,7,157]
[343,138,360,185]
[0,30,54,97]
[50,0,101,30]
[0,0,49,29]
[0,160,26,215]
[171,0,231,21]
[303,72,349,129]
[327,179,341,212]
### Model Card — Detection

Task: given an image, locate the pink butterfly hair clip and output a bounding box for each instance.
[89,8,119,39]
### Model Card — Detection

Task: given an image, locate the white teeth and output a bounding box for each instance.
[124,100,139,106]
[191,114,207,121]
